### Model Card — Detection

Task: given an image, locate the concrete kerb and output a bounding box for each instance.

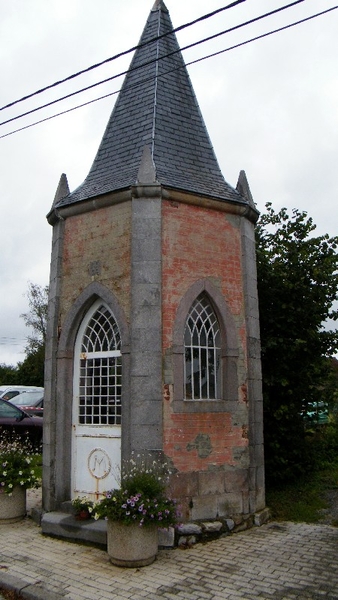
[0,571,64,600]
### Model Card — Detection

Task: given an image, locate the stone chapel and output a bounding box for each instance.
[44,0,265,524]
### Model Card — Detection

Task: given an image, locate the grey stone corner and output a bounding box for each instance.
[136,145,158,185]
[254,507,270,526]
[236,170,256,209]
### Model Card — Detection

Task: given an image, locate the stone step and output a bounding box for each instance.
[41,512,107,547]
[41,512,175,548]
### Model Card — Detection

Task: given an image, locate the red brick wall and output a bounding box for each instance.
[162,200,248,473]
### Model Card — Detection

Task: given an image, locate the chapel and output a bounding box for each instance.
[44,0,265,524]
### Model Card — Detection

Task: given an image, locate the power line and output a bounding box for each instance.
[0,0,249,113]
[1,4,336,140]
[0,0,309,129]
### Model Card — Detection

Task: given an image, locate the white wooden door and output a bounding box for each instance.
[72,301,122,501]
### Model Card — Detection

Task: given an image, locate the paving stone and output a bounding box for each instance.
[0,517,338,599]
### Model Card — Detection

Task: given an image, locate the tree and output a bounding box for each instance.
[16,346,45,387]
[256,203,338,484]
[19,282,49,387]
[20,282,49,354]
[0,363,19,385]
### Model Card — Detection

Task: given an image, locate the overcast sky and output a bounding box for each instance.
[1,0,337,366]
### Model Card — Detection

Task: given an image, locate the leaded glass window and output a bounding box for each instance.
[184,294,221,400]
[78,305,122,425]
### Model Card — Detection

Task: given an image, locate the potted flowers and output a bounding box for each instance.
[94,455,178,567]
[71,496,94,520]
[0,431,41,523]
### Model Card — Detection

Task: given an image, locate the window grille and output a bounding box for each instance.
[78,305,122,425]
[184,294,221,400]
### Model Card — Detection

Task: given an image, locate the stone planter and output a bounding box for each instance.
[0,486,26,524]
[107,520,158,567]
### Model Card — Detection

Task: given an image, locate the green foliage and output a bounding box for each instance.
[16,345,45,387]
[305,422,338,468]
[0,282,48,383]
[20,282,48,354]
[0,346,45,388]
[0,431,41,495]
[0,364,19,386]
[256,203,338,483]
[94,455,179,526]
[266,457,338,524]
[71,496,94,516]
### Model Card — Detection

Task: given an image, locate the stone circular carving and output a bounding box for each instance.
[87,448,111,480]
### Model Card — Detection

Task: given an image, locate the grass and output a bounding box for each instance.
[266,462,338,524]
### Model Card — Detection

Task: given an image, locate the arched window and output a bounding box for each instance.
[184,294,221,400]
[78,304,122,425]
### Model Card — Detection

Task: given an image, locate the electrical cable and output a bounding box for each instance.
[1,4,336,140]
[0,0,249,113]
[0,0,310,129]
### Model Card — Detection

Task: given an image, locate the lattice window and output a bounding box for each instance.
[81,305,121,353]
[78,305,122,425]
[184,294,221,400]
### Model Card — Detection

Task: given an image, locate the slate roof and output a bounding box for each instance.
[56,0,246,209]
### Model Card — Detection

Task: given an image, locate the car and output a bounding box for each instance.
[10,390,44,417]
[0,385,44,401]
[302,401,329,426]
[0,397,43,446]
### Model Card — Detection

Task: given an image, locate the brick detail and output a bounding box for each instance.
[60,202,132,324]
[164,412,248,472]
[162,200,248,477]
[162,200,244,351]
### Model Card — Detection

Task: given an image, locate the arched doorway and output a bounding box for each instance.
[72,299,122,500]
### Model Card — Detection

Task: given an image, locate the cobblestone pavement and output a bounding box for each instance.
[0,491,337,600]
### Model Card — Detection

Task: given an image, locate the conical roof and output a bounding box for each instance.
[56,0,245,208]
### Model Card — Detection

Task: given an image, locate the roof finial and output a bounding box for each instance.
[137,145,157,184]
[152,0,168,12]
[53,173,70,206]
[236,170,255,207]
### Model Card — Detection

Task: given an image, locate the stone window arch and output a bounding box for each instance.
[171,279,239,413]
[184,293,221,400]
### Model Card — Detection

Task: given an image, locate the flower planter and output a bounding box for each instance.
[107,520,158,567]
[75,509,91,521]
[0,486,26,524]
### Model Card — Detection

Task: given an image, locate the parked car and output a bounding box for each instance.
[0,397,43,446]
[302,401,329,426]
[0,386,44,401]
[10,390,44,417]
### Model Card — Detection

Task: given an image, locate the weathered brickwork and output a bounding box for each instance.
[162,201,244,352]
[59,202,132,325]
[161,200,252,517]
[163,411,247,472]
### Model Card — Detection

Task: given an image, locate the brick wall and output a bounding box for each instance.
[162,200,249,477]
[60,202,132,325]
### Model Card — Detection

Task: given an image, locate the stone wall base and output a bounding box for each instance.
[160,508,271,548]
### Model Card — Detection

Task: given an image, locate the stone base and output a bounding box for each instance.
[0,487,26,524]
[41,509,270,549]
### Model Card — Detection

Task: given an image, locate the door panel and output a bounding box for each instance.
[72,301,122,501]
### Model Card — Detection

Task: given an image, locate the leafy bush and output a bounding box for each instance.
[94,454,179,527]
[0,431,41,495]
